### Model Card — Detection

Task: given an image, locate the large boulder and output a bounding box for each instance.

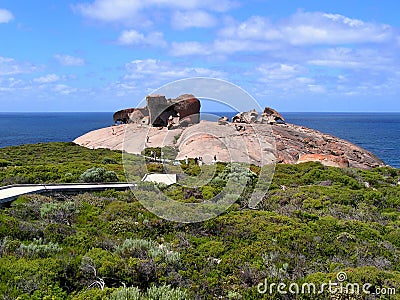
[147,94,200,127]
[232,110,259,123]
[261,107,285,124]
[218,116,229,125]
[172,94,201,124]
[113,107,148,124]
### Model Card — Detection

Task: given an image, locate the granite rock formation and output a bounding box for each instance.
[260,107,286,124]
[297,154,349,168]
[113,94,200,128]
[75,102,386,169]
[74,121,385,169]
[231,108,285,125]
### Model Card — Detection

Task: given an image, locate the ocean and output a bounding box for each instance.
[0,112,399,168]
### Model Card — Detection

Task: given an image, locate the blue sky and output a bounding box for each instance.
[0,0,399,112]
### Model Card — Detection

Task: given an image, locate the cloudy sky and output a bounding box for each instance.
[0,0,399,112]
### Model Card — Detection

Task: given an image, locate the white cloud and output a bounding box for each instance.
[102,59,228,98]
[0,9,14,23]
[308,47,394,69]
[124,59,226,80]
[171,10,217,29]
[73,0,236,22]
[170,11,397,57]
[54,54,85,66]
[0,77,24,91]
[0,56,39,76]
[218,11,395,46]
[308,84,326,93]
[53,84,77,95]
[117,30,167,47]
[246,62,335,98]
[256,63,303,81]
[33,74,60,83]
[170,38,277,56]
[170,41,212,56]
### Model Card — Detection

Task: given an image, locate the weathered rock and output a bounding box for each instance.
[232,110,259,123]
[76,110,386,169]
[74,121,386,169]
[146,94,201,127]
[262,107,285,123]
[272,123,384,169]
[218,116,229,125]
[146,94,169,126]
[297,154,349,168]
[231,107,285,125]
[173,94,201,125]
[114,94,200,127]
[113,107,148,124]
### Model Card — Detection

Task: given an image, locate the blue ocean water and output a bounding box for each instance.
[0,112,399,168]
[0,113,112,148]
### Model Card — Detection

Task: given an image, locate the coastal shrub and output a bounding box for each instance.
[80,167,118,183]
[17,238,62,258]
[0,142,126,185]
[201,185,215,200]
[1,175,30,185]
[115,238,180,266]
[146,284,189,300]
[0,143,400,298]
[40,201,77,224]
[146,163,163,173]
[102,157,118,164]
[143,147,161,158]
[109,287,141,300]
[0,159,11,167]
[108,285,189,300]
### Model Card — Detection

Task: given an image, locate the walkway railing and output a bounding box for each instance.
[0,182,136,204]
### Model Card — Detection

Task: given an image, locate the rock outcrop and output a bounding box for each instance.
[231,108,285,125]
[260,107,286,124]
[74,121,385,169]
[232,109,259,124]
[113,94,200,128]
[76,101,385,169]
[272,123,384,169]
[297,154,349,168]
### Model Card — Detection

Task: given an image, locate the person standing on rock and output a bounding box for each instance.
[185,155,188,165]
[212,155,217,164]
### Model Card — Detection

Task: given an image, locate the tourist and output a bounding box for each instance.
[185,155,188,165]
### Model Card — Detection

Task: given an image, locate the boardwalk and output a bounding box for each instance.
[0,183,136,204]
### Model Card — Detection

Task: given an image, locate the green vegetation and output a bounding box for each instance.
[0,142,125,185]
[79,167,118,183]
[0,143,399,299]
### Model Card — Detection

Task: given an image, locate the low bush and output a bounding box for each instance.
[80,167,118,183]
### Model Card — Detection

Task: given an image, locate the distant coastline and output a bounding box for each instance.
[0,112,399,168]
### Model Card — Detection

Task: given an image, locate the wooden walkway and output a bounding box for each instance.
[0,183,136,204]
